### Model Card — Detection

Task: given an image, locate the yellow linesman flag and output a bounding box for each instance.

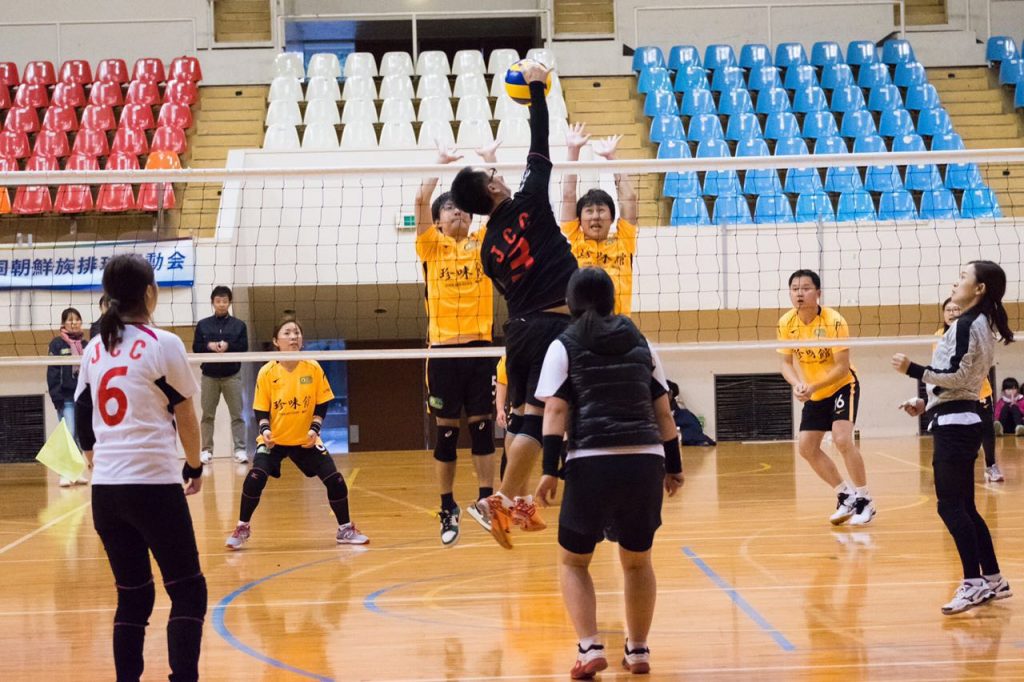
[35,419,86,481]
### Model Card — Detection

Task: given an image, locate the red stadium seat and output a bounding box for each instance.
[0,130,30,159]
[51,82,87,108]
[96,151,138,211]
[0,84,10,110]
[33,130,70,158]
[42,105,79,133]
[0,154,15,214]
[59,59,93,85]
[119,103,156,131]
[0,62,19,88]
[157,102,193,130]
[22,61,56,86]
[111,126,149,155]
[132,58,166,84]
[169,56,202,83]
[4,107,40,134]
[13,83,49,109]
[150,125,187,154]
[0,188,9,214]
[125,80,161,106]
[137,150,179,211]
[70,127,110,158]
[94,58,129,84]
[79,104,117,132]
[88,81,124,107]
[12,154,58,215]
[0,155,17,171]
[55,153,98,213]
[163,79,198,105]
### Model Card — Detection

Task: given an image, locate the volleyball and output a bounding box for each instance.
[504,59,551,104]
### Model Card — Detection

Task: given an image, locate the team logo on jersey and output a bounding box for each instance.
[299,375,313,384]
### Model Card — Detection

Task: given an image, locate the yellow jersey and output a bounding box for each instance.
[777,306,856,401]
[254,359,334,446]
[416,227,493,345]
[496,356,507,386]
[935,329,992,399]
[561,218,637,315]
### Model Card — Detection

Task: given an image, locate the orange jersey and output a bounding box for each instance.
[777,306,856,401]
[254,359,334,446]
[496,355,507,386]
[416,227,493,345]
[561,218,637,315]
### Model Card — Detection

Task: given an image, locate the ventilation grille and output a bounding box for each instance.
[0,395,45,461]
[714,373,793,441]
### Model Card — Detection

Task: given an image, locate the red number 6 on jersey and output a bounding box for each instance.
[98,366,129,426]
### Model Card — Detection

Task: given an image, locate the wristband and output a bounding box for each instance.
[309,421,322,435]
[663,437,683,475]
[182,461,204,482]
[260,424,271,436]
[542,434,563,478]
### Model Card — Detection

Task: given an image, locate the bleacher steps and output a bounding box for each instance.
[214,0,272,43]
[554,0,615,37]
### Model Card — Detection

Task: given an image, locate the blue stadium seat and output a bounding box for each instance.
[697,139,740,196]
[919,188,959,219]
[697,138,730,157]
[681,88,716,116]
[650,114,685,143]
[811,42,844,68]
[784,166,824,194]
[868,84,903,112]
[748,66,783,92]
[930,132,964,151]
[839,110,876,138]
[670,195,711,226]
[763,111,800,140]
[664,171,702,197]
[775,43,808,70]
[755,193,795,223]
[944,162,985,190]
[1016,82,1024,108]
[719,88,754,116]
[713,194,753,224]
[802,110,839,139]
[904,83,939,111]
[894,62,927,88]
[999,58,1024,86]
[725,112,763,141]
[847,41,879,68]
[830,84,866,113]
[711,66,746,92]
[775,136,810,155]
[879,109,915,137]
[740,44,773,70]
[637,67,672,94]
[813,135,847,154]
[755,87,791,114]
[736,138,770,156]
[986,36,1018,65]
[825,165,863,193]
[877,190,917,220]
[820,63,855,91]
[687,113,725,141]
[705,44,738,71]
[632,46,665,72]
[864,164,903,193]
[836,189,876,221]
[882,39,915,66]
[784,64,818,91]
[857,62,891,89]
[853,134,887,153]
[892,133,926,152]
[644,89,679,116]
[669,45,702,71]
[793,86,829,113]
[744,168,782,195]
[674,65,710,92]
[796,191,836,222]
[960,188,1002,219]
[903,163,943,191]
[917,107,953,136]
[657,138,691,158]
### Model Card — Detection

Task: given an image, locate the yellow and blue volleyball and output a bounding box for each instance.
[504,59,552,105]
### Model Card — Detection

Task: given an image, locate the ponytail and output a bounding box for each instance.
[969,260,1014,345]
[99,298,125,352]
[99,254,156,351]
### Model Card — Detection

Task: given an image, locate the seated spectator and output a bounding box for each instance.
[667,380,716,446]
[994,377,1024,436]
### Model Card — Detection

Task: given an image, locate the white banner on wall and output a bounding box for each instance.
[0,239,195,290]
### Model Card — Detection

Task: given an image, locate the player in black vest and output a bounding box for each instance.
[533,268,684,679]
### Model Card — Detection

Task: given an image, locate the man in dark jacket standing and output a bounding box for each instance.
[194,286,249,464]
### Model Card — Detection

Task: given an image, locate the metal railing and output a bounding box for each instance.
[633,0,905,49]
[0,18,199,62]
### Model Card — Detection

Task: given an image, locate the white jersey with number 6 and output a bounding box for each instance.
[75,324,199,485]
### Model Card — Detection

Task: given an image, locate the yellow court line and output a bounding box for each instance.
[346,467,360,486]
[350,481,438,518]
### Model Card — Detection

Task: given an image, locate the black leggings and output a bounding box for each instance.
[979,397,995,468]
[932,424,1000,580]
[93,485,207,682]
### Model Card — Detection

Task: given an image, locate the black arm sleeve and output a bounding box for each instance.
[254,409,270,423]
[527,80,550,159]
[663,437,682,475]
[542,434,562,477]
[75,388,95,451]
[313,401,330,419]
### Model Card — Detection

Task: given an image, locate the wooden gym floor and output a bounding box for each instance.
[1,438,1022,681]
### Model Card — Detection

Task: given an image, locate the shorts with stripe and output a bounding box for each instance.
[426,344,496,419]
[800,376,859,432]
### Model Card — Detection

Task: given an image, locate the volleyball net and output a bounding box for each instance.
[1,146,1023,368]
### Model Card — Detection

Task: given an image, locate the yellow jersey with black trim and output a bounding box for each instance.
[777,306,856,401]
[254,359,334,446]
[416,227,493,345]
[935,329,992,399]
[496,355,507,386]
[561,218,637,315]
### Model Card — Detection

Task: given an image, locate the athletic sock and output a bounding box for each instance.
[834,482,853,496]
[854,485,871,499]
[579,635,601,651]
[440,492,456,512]
[965,577,986,587]
[984,572,1003,583]
[626,639,648,652]
[478,486,493,501]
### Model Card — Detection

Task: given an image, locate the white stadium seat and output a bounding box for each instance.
[452,50,486,75]
[263,124,300,150]
[455,95,492,121]
[378,75,414,100]
[497,117,531,145]
[268,76,303,102]
[341,76,377,101]
[453,73,489,99]
[303,98,341,126]
[379,122,417,148]
[487,48,520,75]
[418,120,456,148]
[343,52,378,78]
[456,118,494,147]
[305,76,341,102]
[417,96,455,122]
[416,50,451,76]
[306,53,341,79]
[526,48,556,68]
[265,99,302,127]
[340,121,378,149]
[272,52,305,80]
[493,96,529,121]
[416,73,452,99]
[379,98,416,123]
[380,51,414,77]
[302,123,340,150]
[341,98,379,124]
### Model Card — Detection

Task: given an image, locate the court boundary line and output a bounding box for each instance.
[0,501,91,556]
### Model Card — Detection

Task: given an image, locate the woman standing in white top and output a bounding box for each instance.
[75,254,206,682]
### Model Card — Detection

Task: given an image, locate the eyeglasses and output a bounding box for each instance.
[487,168,497,183]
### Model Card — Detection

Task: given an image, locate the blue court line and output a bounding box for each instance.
[682,547,796,652]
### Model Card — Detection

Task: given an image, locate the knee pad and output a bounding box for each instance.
[507,413,524,436]
[433,425,460,462]
[165,574,208,621]
[518,414,543,444]
[322,471,349,501]
[242,468,269,499]
[469,420,495,456]
[115,579,156,626]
